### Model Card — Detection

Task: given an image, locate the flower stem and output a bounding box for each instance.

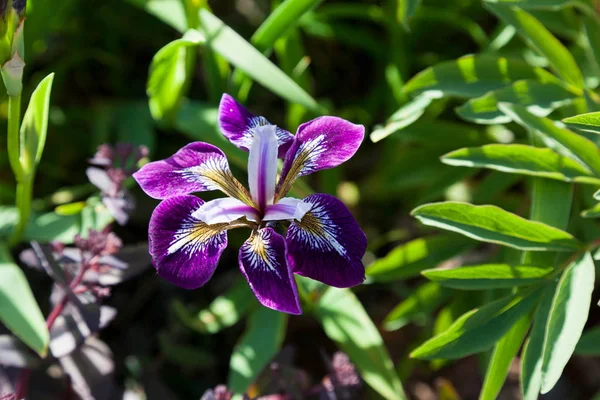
[6,93,22,180]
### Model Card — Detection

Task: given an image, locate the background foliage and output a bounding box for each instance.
[3,0,600,398]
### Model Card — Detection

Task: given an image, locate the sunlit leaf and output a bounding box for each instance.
[442,144,600,184]
[484,0,575,9]
[541,252,595,394]
[410,289,541,360]
[403,55,557,98]
[499,103,600,176]
[126,0,187,32]
[480,313,532,400]
[0,243,49,356]
[383,282,452,331]
[227,307,287,394]
[456,80,578,124]
[147,30,204,122]
[563,111,600,135]
[485,4,584,89]
[412,202,580,251]
[198,10,321,112]
[422,264,553,290]
[314,287,407,400]
[397,0,422,28]
[370,94,433,142]
[20,73,54,173]
[582,203,600,218]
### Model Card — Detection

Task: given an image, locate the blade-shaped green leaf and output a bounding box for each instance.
[252,0,324,52]
[314,287,407,400]
[480,313,532,400]
[442,144,600,184]
[370,94,433,142]
[422,264,553,290]
[484,0,575,9]
[563,111,600,135]
[366,234,476,282]
[521,284,556,400]
[227,306,287,394]
[173,278,255,334]
[20,73,54,172]
[0,243,49,356]
[147,30,204,122]
[485,4,584,89]
[456,80,578,124]
[499,103,600,176]
[383,282,452,331]
[595,189,600,201]
[410,289,541,360]
[403,55,558,98]
[583,14,600,77]
[541,252,595,394]
[126,0,187,32]
[575,327,600,355]
[198,10,321,112]
[411,202,580,251]
[582,203,600,218]
[397,0,422,28]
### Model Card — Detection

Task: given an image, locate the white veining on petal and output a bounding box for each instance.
[296,134,327,175]
[167,214,226,258]
[293,202,347,257]
[241,230,282,279]
[178,155,229,190]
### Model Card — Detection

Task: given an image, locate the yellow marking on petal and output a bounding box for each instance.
[195,167,255,207]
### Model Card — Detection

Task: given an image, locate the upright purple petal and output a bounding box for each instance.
[276,117,364,199]
[248,125,278,211]
[192,197,259,224]
[238,228,301,314]
[218,94,293,158]
[133,142,253,204]
[286,194,366,288]
[149,195,229,289]
[263,197,311,222]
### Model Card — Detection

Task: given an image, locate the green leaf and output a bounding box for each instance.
[485,4,584,89]
[174,278,255,334]
[227,307,287,394]
[499,103,600,176]
[397,0,422,28]
[442,144,600,184]
[410,289,541,360]
[126,0,187,32]
[541,252,595,394]
[480,313,532,400]
[147,30,204,122]
[582,203,600,218]
[366,234,476,282]
[314,287,407,400]
[422,264,553,290]
[19,73,54,173]
[521,284,556,400]
[484,0,575,9]
[0,243,49,356]
[198,10,321,112]
[403,55,558,98]
[575,326,600,355]
[411,202,580,251]
[595,189,600,201]
[252,0,324,52]
[370,94,433,142]
[383,282,452,331]
[456,80,578,124]
[563,111,600,135]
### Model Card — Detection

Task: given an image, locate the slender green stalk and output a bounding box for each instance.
[6,94,22,181]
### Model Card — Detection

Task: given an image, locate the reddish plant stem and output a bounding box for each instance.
[15,260,91,399]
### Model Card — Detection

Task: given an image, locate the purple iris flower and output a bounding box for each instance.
[133,94,367,314]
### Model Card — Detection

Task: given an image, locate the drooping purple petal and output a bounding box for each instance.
[218,93,293,158]
[238,228,301,314]
[149,195,229,289]
[248,125,278,211]
[263,197,311,222]
[192,197,259,224]
[276,117,364,199]
[133,142,253,204]
[286,193,366,288]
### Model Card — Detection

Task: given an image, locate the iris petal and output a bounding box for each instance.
[192,197,259,224]
[218,94,293,158]
[248,125,278,211]
[286,193,366,288]
[276,117,364,200]
[238,228,301,314]
[149,195,229,289]
[263,197,311,222]
[133,142,253,205]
